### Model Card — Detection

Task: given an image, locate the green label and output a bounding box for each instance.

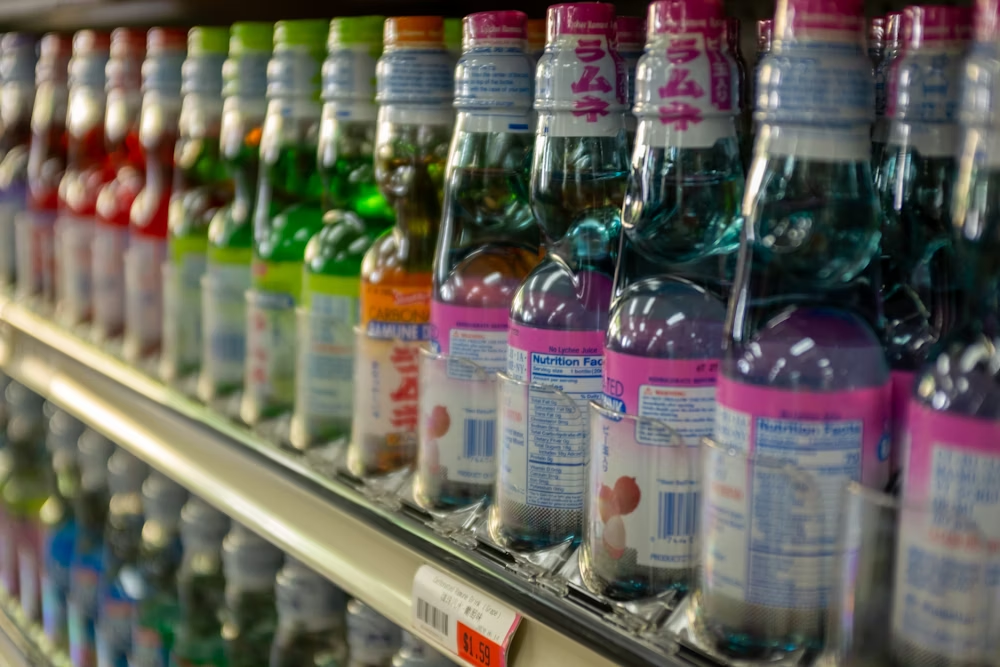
[252,259,303,302]
[303,273,360,308]
[169,236,209,264]
[207,246,252,266]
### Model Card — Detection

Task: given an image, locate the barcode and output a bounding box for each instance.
[658,491,700,539]
[416,598,450,635]
[463,418,495,459]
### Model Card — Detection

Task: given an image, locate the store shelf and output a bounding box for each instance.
[0,591,69,667]
[0,293,689,667]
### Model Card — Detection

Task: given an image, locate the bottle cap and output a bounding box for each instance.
[322,17,384,112]
[546,3,617,42]
[649,0,725,36]
[384,16,444,50]
[976,0,1000,42]
[146,27,187,56]
[903,5,972,48]
[527,18,546,54]
[869,16,885,49]
[463,11,528,47]
[183,27,227,96]
[108,448,148,496]
[188,26,229,56]
[455,11,533,117]
[267,20,326,100]
[273,19,328,53]
[616,16,645,52]
[773,0,864,43]
[757,18,773,52]
[229,22,273,56]
[328,16,384,50]
[444,17,462,54]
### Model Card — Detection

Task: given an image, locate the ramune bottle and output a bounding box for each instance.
[55,30,112,326]
[868,17,884,72]
[726,18,751,168]
[221,523,283,667]
[16,33,72,302]
[131,472,188,666]
[444,18,462,64]
[40,408,84,649]
[96,448,147,667]
[752,18,771,141]
[891,0,1000,661]
[527,19,545,62]
[92,28,147,343]
[616,16,644,146]
[391,632,450,667]
[241,20,328,426]
[67,430,114,667]
[347,16,453,477]
[170,497,230,667]
[872,11,901,164]
[0,33,36,285]
[420,11,539,508]
[125,28,187,362]
[876,6,969,476]
[290,16,393,450]
[161,27,229,384]
[199,23,273,404]
[497,2,628,549]
[346,599,401,667]
[586,0,743,601]
[704,0,888,651]
[268,557,347,667]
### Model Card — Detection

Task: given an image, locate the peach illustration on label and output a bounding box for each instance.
[427,405,451,439]
[614,476,641,515]
[603,514,626,559]
[598,484,619,522]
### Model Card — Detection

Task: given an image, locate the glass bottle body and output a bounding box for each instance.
[222,587,277,667]
[0,75,36,284]
[131,524,183,666]
[171,544,227,666]
[39,449,78,650]
[97,490,144,667]
[67,486,110,667]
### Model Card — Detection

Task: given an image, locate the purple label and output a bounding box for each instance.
[890,369,915,474]
[430,301,509,371]
[506,322,604,401]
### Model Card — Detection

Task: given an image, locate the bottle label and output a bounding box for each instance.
[376,48,455,107]
[14,210,57,298]
[162,251,207,373]
[430,302,509,372]
[125,236,167,354]
[296,275,360,433]
[361,280,432,341]
[18,521,41,621]
[500,324,603,509]
[324,47,379,122]
[42,522,75,644]
[893,403,1000,662]
[0,183,27,282]
[455,43,534,111]
[130,625,166,667]
[886,50,963,125]
[96,597,134,667]
[55,214,95,322]
[890,369,915,474]
[69,563,101,667]
[244,288,297,410]
[92,225,130,336]
[201,263,252,389]
[707,375,891,610]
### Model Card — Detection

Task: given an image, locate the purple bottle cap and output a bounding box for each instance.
[903,5,972,48]
[546,3,617,42]
[649,0,725,36]
[774,0,865,43]
[615,16,645,51]
[463,10,528,47]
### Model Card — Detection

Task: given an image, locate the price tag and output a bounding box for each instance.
[411,564,522,667]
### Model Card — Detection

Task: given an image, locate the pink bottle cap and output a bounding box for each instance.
[775,0,864,40]
[546,3,617,41]
[615,16,645,49]
[111,28,147,59]
[904,5,971,48]
[976,0,1000,41]
[463,10,528,46]
[648,0,725,36]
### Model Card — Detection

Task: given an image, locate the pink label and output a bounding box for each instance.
[507,322,604,402]
[467,10,528,42]
[430,301,510,372]
[650,0,725,33]
[548,4,617,37]
[890,369,915,474]
[905,6,972,45]
[715,375,891,488]
[602,350,718,443]
[780,0,864,35]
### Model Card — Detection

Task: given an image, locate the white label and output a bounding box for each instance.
[56,214,95,322]
[92,225,129,335]
[124,237,166,354]
[162,253,206,373]
[15,210,57,298]
[244,289,297,408]
[201,265,251,388]
[411,565,521,667]
[295,304,356,429]
[450,329,508,373]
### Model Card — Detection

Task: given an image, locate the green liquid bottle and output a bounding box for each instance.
[199,23,273,405]
[289,16,393,451]
[162,27,230,386]
[240,20,328,427]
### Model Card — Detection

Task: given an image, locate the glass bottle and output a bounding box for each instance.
[891,3,1000,662]
[527,19,545,62]
[16,33,72,302]
[391,633,450,667]
[67,430,114,667]
[268,558,347,667]
[751,18,771,137]
[584,0,743,601]
[703,0,888,652]
[418,11,539,508]
[92,28,147,343]
[39,408,84,650]
[170,497,230,667]
[868,17,885,72]
[161,27,229,385]
[240,20,328,427]
[0,382,48,622]
[496,2,628,550]
[346,599,400,667]
[221,523,282,667]
[199,23,273,404]
[346,16,453,478]
[96,448,147,667]
[872,11,901,165]
[726,18,751,169]
[125,28,186,362]
[289,16,393,450]
[617,16,644,148]
[444,18,462,64]
[131,472,188,666]
[0,33,37,285]
[55,30,112,327]
[876,5,969,478]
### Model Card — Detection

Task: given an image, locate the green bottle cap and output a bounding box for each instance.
[274,19,329,52]
[230,22,273,56]
[328,16,384,49]
[443,17,462,52]
[187,26,229,56]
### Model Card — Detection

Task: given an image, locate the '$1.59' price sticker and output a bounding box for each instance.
[411,565,522,667]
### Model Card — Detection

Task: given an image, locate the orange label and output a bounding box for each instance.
[458,622,503,667]
[361,278,432,341]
